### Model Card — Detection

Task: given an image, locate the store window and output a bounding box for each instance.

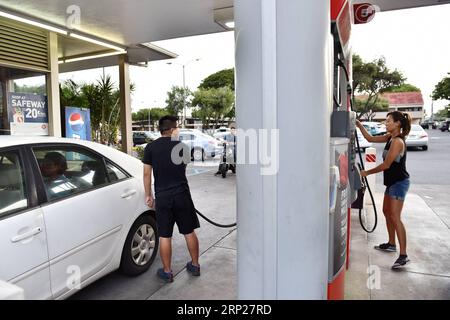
[0,68,48,136]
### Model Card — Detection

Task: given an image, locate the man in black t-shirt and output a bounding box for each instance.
[143,116,201,282]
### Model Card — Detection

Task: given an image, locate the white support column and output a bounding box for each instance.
[119,54,133,154]
[46,31,61,137]
[235,0,331,299]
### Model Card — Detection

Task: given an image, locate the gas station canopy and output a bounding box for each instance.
[0,0,448,72]
[0,0,235,72]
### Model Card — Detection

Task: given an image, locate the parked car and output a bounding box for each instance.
[406,124,428,150]
[439,120,450,132]
[356,127,373,151]
[132,131,159,146]
[361,121,386,136]
[0,136,158,299]
[213,127,231,140]
[420,120,438,129]
[179,129,224,161]
[420,122,429,129]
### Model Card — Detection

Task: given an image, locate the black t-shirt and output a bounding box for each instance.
[382,137,409,187]
[142,137,190,197]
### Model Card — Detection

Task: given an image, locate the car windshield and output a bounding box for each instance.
[411,125,423,132]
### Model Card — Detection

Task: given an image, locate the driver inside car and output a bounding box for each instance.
[41,152,76,200]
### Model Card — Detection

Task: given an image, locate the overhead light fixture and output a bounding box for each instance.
[69,32,125,52]
[0,10,67,34]
[225,21,235,29]
[139,43,178,58]
[59,50,126,64]
[0,9,127,57]
[214,6,235,30]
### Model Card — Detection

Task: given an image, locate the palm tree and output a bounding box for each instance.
[60,75,135,145]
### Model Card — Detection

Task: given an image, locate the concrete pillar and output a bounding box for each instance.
[46,32,61,137]
[235,0,332,299]
[118,54,133,154]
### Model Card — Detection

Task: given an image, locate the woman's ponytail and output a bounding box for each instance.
[401,112,411,138]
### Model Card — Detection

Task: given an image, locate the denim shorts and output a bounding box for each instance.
[385,178,410,201]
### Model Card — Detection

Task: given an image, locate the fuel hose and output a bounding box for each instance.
[337,58,378,233]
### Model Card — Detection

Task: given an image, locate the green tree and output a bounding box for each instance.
[382,83,420,93]
[192,87,235,128]
[60,79,89,110]
[432,73,450,101]
[352,54,405,119]
[132,107,171,124]
[434,107,450,120]
[165,86,192,117]
[14,83,46,95]
[59,76,134,145]
[198,68,235,91]
[354,97,389,120]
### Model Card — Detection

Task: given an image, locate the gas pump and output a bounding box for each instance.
[327,0,362,300]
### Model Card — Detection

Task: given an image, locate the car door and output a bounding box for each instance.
[31,144,140,298]
[179,133,194,151]
[0,147,51,299]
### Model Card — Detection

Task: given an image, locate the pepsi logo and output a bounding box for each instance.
[68,113,84,132]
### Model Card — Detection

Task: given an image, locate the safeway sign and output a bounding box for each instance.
[8,93,49,136]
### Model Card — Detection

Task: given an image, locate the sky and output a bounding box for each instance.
[18,3,450,117]
[58,31,236,114]
[351,4,450,116]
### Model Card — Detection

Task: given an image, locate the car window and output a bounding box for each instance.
[180,134,194,141]
[105,161,128,182]
[0,151,28,216]
[411,125,423,132]
[33,146,109,202]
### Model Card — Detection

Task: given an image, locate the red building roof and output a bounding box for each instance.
[382,92,424,106]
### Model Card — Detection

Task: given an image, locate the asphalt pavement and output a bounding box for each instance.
[372,128,450,228]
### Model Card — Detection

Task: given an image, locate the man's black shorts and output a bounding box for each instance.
[155,191,200,238]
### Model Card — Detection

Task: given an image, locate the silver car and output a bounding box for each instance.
[179,129,224,161]
[406,124,429,151]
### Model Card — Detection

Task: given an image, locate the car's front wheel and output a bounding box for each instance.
[120,214,158,276]
[422,146,428,151]
[192,148,205,162]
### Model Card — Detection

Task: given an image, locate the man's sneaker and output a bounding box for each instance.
[157,268,174,282]
[374,242,397,252]
[392,255,410,269]
[186,261,201,276]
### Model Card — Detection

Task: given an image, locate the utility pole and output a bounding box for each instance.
[148,109,151,131]
[182,64,186,128]
[167,58,200,129]
[431,99,434,121]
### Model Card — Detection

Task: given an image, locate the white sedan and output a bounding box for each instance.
[0,136,158,299]
[406,124,429,151]
[356,127,373,151]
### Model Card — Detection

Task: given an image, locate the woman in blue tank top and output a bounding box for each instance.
[357,111,412,269]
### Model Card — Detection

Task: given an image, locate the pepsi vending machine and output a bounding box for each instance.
[65,107,91,141]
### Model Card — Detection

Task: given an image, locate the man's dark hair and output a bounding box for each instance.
[159,115,178,134]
